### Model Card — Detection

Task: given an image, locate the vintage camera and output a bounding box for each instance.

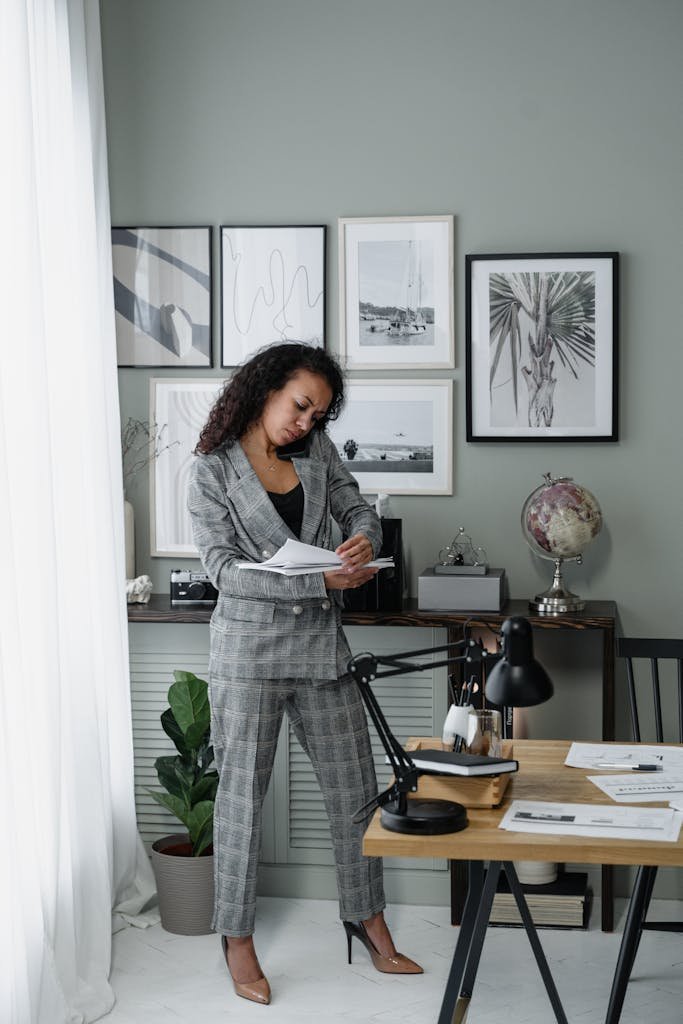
[170,569,218,606]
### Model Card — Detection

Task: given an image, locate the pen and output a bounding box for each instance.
[594,762,661,772]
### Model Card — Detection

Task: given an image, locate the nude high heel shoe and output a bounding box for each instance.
[342,921,423,974]
[221,935,271,1005]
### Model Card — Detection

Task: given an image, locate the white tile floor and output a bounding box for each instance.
[105,897,683,1024]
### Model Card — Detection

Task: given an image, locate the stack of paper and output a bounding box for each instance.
[490,871,591,929]
[237,538,394,576]
[500,800,683,842]
[565,741,683,772]
[588,773,683,803]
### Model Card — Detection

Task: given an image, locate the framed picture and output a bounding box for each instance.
[112,227,212,367]
[326,380,452,495]
[466,252,619,441]
[221,225,325,366]
[339,215,454,369]
[150,377,224,557]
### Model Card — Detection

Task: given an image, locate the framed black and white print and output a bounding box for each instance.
[221,225,325,366]
[339,215,454,369]
[150,377,224,557]
[466,252,619,441]
[112,227,212,367]
[326,380,452,495]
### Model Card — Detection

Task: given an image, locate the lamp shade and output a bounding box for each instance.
[484,617,554,708]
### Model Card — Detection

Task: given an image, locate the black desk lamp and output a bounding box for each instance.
[348,616,553,836]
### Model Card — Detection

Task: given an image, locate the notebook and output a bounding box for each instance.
[407,749,518,777]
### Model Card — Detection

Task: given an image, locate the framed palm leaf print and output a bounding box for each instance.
[466,252,619,441]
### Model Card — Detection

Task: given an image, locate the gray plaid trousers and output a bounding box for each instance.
[210,673,386,936]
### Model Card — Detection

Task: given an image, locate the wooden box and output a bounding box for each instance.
[403,737,514,808]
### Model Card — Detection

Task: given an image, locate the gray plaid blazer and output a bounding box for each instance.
[187,431,382,681]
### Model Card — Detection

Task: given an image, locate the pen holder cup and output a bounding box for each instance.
[465,709,502,757]
[403,737,514,808]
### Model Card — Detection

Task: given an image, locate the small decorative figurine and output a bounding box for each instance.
[435,526,489,575]
[126,574,154,604]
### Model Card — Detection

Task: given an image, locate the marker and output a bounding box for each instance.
[594,762,661,772]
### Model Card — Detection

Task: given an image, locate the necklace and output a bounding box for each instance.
[242,440,279,473]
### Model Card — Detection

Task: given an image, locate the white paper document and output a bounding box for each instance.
[565,742,683,772]
[500,800,683,842]
[588,773,683,802]
[237,538,394,576]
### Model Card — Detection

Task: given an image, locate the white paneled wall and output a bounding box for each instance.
[129,623,449,890]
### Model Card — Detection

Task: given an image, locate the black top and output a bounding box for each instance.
[267,482,304,538]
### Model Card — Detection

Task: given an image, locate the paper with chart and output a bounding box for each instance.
[588,773,683,803]
[237,538,394,576]
[500,800,683,842]
[565,742,683,772]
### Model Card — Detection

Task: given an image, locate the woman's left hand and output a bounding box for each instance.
[335,532,375,571]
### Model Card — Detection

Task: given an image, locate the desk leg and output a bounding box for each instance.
[604,866,657,1024]
[438,861,498,1024]
[602,625,616,932]
[439,862,570,1024]
[505,863,569,1024]
[450,860,467,925]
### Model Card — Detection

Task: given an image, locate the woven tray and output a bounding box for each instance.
[404,737,514,808]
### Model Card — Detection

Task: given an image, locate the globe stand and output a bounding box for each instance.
[529,556,585,614]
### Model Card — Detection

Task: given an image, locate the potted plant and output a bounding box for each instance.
[149,670,218,935]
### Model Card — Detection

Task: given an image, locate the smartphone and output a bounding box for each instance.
[276,435,311,460]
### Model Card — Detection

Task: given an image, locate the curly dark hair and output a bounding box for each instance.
[195,342,345,454]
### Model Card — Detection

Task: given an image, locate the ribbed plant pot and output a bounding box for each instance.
[151,833,215,935]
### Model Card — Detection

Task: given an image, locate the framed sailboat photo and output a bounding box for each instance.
[339,215,454,369]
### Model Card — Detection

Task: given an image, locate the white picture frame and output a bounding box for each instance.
[339,215,454,369]
[221,225,325,366]
[327,379,453,495]
[150,377,225,557]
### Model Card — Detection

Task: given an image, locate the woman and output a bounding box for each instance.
[187,342,422,1006]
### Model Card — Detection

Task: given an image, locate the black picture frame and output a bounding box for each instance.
[220,225,326,367]
[466,252,619,442]
[112,226,213,368]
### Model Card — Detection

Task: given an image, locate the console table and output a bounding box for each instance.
[128,595,618,930]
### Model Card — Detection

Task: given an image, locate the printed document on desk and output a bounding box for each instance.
[237,538,394,576]
[565,742,683,771]
[500,800,683,842]
[588,773,683,803]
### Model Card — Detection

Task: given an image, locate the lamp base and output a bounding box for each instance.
[380,798,468,835]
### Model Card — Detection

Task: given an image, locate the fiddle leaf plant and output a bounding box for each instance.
[148,670,217,856]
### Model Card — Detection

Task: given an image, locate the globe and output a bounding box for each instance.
[521,473,603,612]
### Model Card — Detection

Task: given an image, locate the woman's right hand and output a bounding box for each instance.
[324,566,379,592]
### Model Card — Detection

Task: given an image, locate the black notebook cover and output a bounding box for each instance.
[410,749,518,777]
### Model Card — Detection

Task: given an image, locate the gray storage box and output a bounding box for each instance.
[418,568,507,611]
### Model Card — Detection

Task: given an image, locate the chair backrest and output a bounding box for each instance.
[616,637,683,743]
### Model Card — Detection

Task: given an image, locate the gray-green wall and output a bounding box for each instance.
[102,0,683,895]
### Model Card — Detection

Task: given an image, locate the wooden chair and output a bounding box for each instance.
[605,636,683,1023]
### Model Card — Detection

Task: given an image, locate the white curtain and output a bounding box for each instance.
[0,2,155,1022]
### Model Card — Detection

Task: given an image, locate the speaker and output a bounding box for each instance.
[344,518,403,612]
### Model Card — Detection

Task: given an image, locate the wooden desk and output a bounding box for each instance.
[363,740,683,1024]
[130,595,619,929]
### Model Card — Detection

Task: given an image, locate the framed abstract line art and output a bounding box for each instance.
[220,225,325,366]
[466,252,619,442]
[326,379,452,495]
[112,227,212,367]
[150,377,225,557]
[339,215,454,369]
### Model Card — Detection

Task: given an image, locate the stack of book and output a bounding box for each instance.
[490,871,592,929]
